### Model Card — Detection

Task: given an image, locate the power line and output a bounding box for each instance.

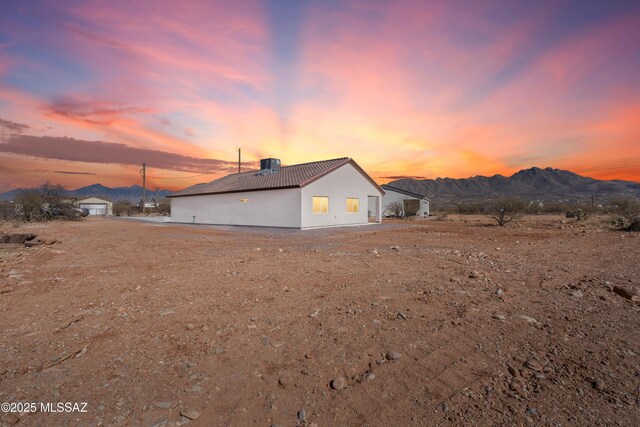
[146,172,217,180]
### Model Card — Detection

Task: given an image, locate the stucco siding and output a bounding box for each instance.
[382,189,430,217]
[301,163,383,229]
[171,188,301,228]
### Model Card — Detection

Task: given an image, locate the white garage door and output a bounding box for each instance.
[80,203,107,215]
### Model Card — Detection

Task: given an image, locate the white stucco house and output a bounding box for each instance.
[168,157,384,229]
[381,184,430,217]
[76,197,112,215]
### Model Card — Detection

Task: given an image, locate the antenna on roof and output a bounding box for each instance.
[237,148,241,173]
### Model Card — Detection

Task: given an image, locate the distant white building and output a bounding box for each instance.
[169,157,384,229]
[76,197,112,215]
[381,184,430,217]
[138,199,157,210]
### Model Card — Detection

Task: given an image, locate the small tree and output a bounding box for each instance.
[156,198,171,215]
[15,183,72,222]
[386,201,404,218]
[15,189,43,221]
[38,183,66,204]
[11,183,92,222]
[487,197,525,226]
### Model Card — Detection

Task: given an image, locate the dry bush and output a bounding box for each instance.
[113,201,136,216]
[15,183,69,222]
[566,208,588,221]
[0,201,17,221]
[385,201,404,218]
[14,183,85,222]
[156,198,171,215]
[434,211,448,221]
[456,202,483,214]
[486,197,525,226]
[626,217,640,231]
[607,197,640,231]
[15,189,46,222]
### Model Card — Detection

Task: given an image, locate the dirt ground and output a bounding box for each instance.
[1,215,639,426]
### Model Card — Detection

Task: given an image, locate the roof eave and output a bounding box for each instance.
[381,184,430,200]
[167,185,301,198]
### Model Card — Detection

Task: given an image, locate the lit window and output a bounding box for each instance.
[346,198,359,213]
[312,196,329,214]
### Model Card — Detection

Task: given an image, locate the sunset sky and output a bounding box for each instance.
[1,0,639,192]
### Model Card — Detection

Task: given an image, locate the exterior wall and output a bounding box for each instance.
[382,189,429,217]
[301,163,383,229]
[170,188,301,228]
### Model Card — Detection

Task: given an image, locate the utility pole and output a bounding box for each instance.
[140,163,146,215]
[237,148,241,173]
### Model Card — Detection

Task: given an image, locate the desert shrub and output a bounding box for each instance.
[456,202,483,214]
[385,201,404,218]
[43,203,85,220]
[38,183,66,203]
[113,200,136,216]
[566,208,588,220]
[539,202,567,214]
[486,197,525,226]
[15,189,46,221]
[0,201,17,220]
[626,216,640,231]
[14,183,83,222]
[434,211,448,221]
[607,197,640,231]
[156,198,171,215]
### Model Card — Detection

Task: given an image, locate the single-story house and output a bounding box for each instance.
[168,157,384,229]
[381,184,430,217]
[76,197,112,215]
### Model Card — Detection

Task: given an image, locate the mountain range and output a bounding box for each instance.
[0,183,171,203]
[388,167,640,206]
[1,167,638,205]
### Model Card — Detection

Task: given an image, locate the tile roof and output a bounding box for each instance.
[169,157,382,197]
[381,184,431,200]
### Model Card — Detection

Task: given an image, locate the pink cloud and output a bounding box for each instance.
[0,134,238,174]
